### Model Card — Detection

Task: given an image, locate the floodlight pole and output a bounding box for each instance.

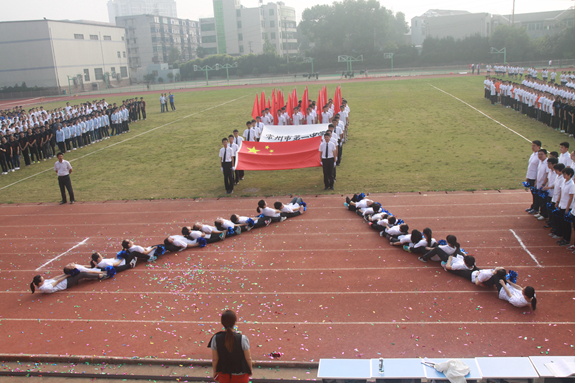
[303,57,314,74]
[219,62,238,82]
[337,55,363,72]
[194,64,220,85]
[66,75,74,95]
[490,47,506,64]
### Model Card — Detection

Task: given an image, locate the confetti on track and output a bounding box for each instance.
[0,190,573,362]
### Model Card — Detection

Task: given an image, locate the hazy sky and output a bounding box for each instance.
[0,0,572,25]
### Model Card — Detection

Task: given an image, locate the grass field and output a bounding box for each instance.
[0,76,567,204]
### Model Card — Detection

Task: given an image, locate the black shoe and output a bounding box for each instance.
[324,187,328,190]
[330,187,334,190]
[543,224,552,228]
[346,196,350,204]
[59,201,67,205]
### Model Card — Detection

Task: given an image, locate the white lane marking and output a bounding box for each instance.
[0,318,572,325]
[509,229,542,267]
[35,238,90,271]
[0,94,249,192]
[428,84,531,143]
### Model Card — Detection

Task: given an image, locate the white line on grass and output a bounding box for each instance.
[35,237,90,271]
[509,229,542,267]
[428,84,531,143]
[0,94,250,192]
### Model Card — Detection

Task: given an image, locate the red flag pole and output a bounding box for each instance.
[252,94,260,120]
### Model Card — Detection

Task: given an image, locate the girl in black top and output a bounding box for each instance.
[208,310,252,383]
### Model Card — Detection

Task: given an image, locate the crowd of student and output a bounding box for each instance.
[343,193,537,311]
[524,140,575,252]
[0,98,147,175]
[30,197,306,294]
[483,69,575,135]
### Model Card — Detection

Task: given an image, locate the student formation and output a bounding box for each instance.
[0,98,147,175]
[483,66,575,134]
[30,197,306,294]
[344,193,537,311]
[218,99,350,193]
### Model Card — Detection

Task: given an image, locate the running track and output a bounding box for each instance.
[0,191,573,362]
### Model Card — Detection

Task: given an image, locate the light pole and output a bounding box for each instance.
[219,62,238,82]
[384,52,394,70]
[337,55,363,72]
[194,64,220,85]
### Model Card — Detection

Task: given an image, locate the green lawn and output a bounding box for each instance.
[0,76,566,203]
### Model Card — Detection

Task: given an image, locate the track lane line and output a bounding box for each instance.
[35,238,90,271]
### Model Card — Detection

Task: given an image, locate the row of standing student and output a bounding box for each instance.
[29,198,306,294]
[524,140,575,252]
[343,193,538,311]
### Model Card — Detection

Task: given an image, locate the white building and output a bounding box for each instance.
[0,19,129,91]
[200,0,297,57]
[108,0,178,24]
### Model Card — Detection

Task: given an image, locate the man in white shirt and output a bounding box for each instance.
[559,142,572,168]
[243,121,256,142]
[219,137,235,194]
[553,167,575,244]
[228,134,239,185]
[529,149,548,216]
[526,140,542,212]
[254,116,265,141]
[54,152,75,204]
[318,132,337,190]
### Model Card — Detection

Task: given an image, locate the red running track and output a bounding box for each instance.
[0,190,574,362]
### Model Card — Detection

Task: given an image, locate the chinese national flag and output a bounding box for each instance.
[236,136,322,171]
[252,94,260,119]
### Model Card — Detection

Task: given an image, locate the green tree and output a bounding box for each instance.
[196,46,206,59]
[168,47,181,64]
[489,25,531,62]
[263,38,276,55]
[143,73,155,84]
[166,72,174,82]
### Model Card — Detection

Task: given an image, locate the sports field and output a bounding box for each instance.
[0,75,569,204]
[1,75,574,370]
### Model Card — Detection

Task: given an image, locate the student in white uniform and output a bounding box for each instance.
[390,229,421,247]
[214,217,242,235]
[525,140,542,212]
[90,251,137,272]
[30,269,105,293]
[121,239,161,262]
[182,226,225,243]
[256,200,287,221]
[418,234,461,262]
[404,227,437,254]
[230,214,272,229]
[497,280,537,310]
[273,198,305,218]
[444,254,476,280]
[163,235,201,252]
[242,121,256,142]
[559,142,572,168]
[471,267,507,287]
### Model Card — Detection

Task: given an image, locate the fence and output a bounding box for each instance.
[2,59,575,102]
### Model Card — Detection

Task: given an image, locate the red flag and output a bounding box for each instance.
[252,94,260,120]
[271,91,277,125]
[333,85,340,114]
[293,87,298,107]
[260,91,265,114]
[266,97,271,109]
[323,86,328,106]
[301,87,309,121]
[236,136,322,171]
[279,91,284,109]
[316,90,322,123]
[286,91,293,120]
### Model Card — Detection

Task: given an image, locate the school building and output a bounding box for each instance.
[199,0,298,57]
[0,19,129,92]
[411,7,575,47]
[115,15,199,81]
[107,0,178,24]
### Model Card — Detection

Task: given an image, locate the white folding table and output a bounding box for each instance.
[370,358,426,380]
[318,358,372,379]
[476,357,539,380]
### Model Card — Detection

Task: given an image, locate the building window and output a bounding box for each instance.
[201,23,215,32]
[103,35,111,40]
[239,45,244,53]
[120,67,128,78]
[152,70,159,76]
[262,32,267,40]
[205,47,218,55]
[121,36,125,41]
[237,21,242,29]
[74,34,84,39]
[83,69,90,81]
[270,20,275,28]
[117,51,121,58]
[236,9,241,17]
[238,33,243,41]
[269,9,274,16]
[123,51,126,57]
[201,35,217,43]
[90,35,98,40]
[261,20,265,28]
[110,67,116,74]
[132,38,137,43]
[271,32,276,40]
[94,68,103,80]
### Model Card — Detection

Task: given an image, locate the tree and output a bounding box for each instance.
[489,25,531,62]
[158,77,164,83]
[166,72,174,82]
[196,46,206,59]
[263,38,276,55]
[174,73,181,82]
[168,47,181,64]
[143,73,155,84]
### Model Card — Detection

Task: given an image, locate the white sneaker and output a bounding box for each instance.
[534,214,541,218]
[280,217,287,222]
[16,167,20,170]
[11,169,14,172]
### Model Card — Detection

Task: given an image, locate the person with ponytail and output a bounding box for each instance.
[391,229,421,247]
[404,227,437,254]
[497,279,537,310]
[418,234,461,263]
[90,251,136,272]
[121,239,160,262]
[182,226,224,243]
[208,310,252,383]
[230,214,272,229]
[30,268,105,294]
[256,200,286,222]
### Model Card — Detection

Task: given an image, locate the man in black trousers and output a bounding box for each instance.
[319,132,337,190]
[219,138,235,194]
[54,152,75,204]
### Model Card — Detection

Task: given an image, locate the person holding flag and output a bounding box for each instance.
[319,132,337,190]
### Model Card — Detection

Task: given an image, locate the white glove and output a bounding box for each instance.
[232,167,235,171]
[221,167,223,172]
[320,161,323,165]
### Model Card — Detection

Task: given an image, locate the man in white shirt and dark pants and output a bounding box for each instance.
[219,138,235,194]
[54,152,75,204]
[319,132,337,190]
[526,140,541,212]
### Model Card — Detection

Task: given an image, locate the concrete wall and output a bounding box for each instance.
[240,7,263,55]
[0,21,57,88]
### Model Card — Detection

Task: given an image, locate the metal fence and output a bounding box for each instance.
[2,59,575,102]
